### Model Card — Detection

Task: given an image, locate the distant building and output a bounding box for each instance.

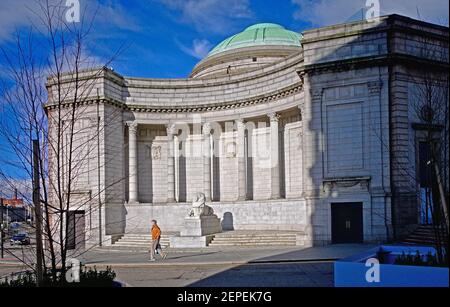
[1,191,29,223]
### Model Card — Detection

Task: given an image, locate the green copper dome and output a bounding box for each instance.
[208,23,301,57]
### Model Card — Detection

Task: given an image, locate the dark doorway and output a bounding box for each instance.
[67,210,86,250]
[331,203,363,244]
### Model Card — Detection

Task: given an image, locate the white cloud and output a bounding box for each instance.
[178,38,213,59]
[0,0,141,44]
[157,0,253,34]
[292,0,449,27]
[95,1,142,32]
[0,0,39,42]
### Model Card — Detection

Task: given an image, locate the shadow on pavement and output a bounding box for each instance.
[186,244,373,287]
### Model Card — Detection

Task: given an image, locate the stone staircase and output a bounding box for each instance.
[107,230,305,249]
[402,225,442,246]
[208,230,302,247]
[112,232,179,249]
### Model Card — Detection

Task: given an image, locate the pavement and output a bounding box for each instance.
[1,244,374,287]
[79,244,374,267]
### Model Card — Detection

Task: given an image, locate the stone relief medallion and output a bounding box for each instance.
[147,145,162,160]
[225,142,237,158]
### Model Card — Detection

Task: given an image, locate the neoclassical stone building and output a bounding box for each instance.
[45,15,449,248]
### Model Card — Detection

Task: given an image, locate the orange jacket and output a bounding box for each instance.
[151,225,161,240]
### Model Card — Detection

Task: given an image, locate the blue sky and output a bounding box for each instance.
[0,0,448,189]
[0,0,448,78]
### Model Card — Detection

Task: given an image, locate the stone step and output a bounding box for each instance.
[114,236,172,247]
[214,235,297,239]
[211,237,295,241]
[210,241,296,245]
[209,230,302,247]
[402,240,435,246]
[401,225,445,246]
[403,236,436,242]
[115,234,176,241]
[113,231,303,248]
[116,236,172,240]
[216,231,299,235]
[114,243,170,248]
[117,237,172,241]
[210,234,299,246]
[215,235,297,239]
[116,240,170,244]
[209,242,296,246]
[115,242,170,246]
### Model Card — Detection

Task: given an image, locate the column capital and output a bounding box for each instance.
[235,118,245,129]
[268,112,280,123]
[127,122,138,134]
[202,122,212,135]
[166,123,177,136]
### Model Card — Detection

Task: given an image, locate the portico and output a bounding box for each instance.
[124,110,294,205]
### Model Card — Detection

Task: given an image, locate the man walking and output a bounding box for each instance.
[150,219,167,261]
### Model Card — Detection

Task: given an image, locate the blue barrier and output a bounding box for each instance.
[334,245,449,287]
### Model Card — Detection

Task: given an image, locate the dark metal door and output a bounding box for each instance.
[67,210,85,250]
[331,203,363,243]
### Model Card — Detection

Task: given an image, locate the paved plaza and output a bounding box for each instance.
[1,244,372,287]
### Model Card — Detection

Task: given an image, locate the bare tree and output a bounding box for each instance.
[0,0,125,284]
[411,65,449,264]
[405,18,448,264]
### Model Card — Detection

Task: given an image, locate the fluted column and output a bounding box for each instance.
[269,113,281,199]
[166,124,176,203]
[236,119,247,200]
[128,122,139,203]
[203,123,212,202]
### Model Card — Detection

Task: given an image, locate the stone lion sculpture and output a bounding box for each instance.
[189,192,214,217]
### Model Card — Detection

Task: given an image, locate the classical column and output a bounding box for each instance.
[166,124,175,203]
[128,122,139,203]
[166,124,176,203]
[236,119,247,200]
[203,123,212,202]
[174,135,180,202]
[269,113,281,199]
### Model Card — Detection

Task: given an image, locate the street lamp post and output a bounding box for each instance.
[33,140,44,286]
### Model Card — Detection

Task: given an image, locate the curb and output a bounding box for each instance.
[85,258,337,268]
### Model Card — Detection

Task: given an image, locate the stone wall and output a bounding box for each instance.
[122,199,308,234]
[218,131,238,201]
[184,134,204,202]
[284,121,303,199]
[137,127,168,203]
[251,127,272,200]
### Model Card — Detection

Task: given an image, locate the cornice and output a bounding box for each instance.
[127,83,303,113]
[299,53,449,75]
[45,82,303,114]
